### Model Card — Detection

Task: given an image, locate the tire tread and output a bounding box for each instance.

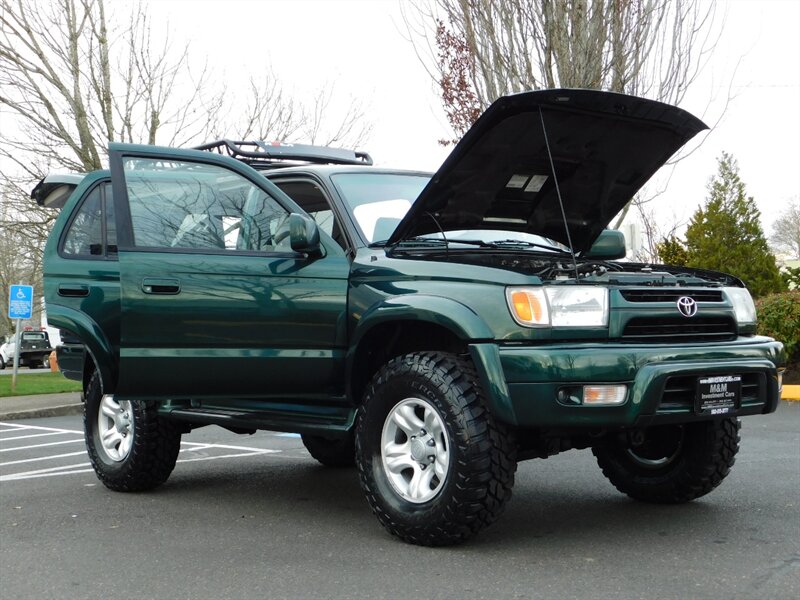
[356,351,517,546]
[593,418,741,504]
[85,372,181,492]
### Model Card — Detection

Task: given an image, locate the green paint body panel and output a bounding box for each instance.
[496,338,784,427]
[41,145,786,438]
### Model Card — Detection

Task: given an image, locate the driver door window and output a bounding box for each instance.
[123,158,289,252]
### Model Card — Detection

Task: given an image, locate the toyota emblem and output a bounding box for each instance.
[676,296,698,317]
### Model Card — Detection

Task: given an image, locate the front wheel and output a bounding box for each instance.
[355,352,517,546]
[84,372,182,492]
[592,418,741,503]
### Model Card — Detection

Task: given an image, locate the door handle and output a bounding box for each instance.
[58,284,89,297]
[142,278,181,295]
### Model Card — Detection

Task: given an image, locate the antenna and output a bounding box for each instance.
[538,106,580,280]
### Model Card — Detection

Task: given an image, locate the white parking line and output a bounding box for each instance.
[1,468,95,481]
[181,441,281,453]
[0,431,76,441]
[177,450,278,463]
[0,437,282,482]
[0,422,81,434]
[0,439,85,452]
[1,450,88,467]
[1,461,91,480]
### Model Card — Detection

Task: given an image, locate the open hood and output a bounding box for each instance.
[387,89,707,251]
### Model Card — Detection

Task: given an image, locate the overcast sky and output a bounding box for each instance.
[143,0,800,239]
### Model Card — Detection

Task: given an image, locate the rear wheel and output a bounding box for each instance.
[592,419,740,503]
[301,433,355,467]
[355,352,517,546]
[84,371,182,492]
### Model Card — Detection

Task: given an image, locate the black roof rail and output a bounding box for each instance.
[193,140,373,169]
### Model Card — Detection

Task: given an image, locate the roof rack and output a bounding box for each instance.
[193,140,373,169]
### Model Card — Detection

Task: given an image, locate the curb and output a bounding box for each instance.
[0,403,83,421]
[782,385,800,402]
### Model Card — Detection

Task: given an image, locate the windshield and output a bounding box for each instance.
[331,173,429,243]
[331,172,566,251]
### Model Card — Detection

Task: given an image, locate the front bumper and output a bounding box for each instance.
[469,337,785,428]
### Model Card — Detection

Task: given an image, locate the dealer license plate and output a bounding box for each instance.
[696,375,741,415]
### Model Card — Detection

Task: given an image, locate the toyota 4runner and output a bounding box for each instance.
[39,89,785,546]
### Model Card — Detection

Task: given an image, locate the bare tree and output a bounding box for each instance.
[770,198,800,259]
[302,84,372,148]
[402,0,729,227]
[632,201,685,263]
[0,183,46,337]
[0,0,372,308]
[231,75,371,149]
[0,0,223,175]
[404,0,720,135]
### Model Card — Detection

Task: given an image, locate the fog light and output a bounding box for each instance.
[583,385,627,405]
[777,371,784,393]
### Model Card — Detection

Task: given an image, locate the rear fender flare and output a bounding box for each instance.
[44,304,116,393]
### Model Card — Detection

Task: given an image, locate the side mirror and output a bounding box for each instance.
[288,213,321,256]
[584,229,626,260]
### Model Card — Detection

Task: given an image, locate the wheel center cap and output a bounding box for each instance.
[115,413,129,434]
[410,438,428,462]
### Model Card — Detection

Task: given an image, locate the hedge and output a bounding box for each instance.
[756,291,800,360]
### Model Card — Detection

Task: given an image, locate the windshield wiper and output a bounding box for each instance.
[373,236,449,248]
[381,236,567,253]
[475,238,568,253]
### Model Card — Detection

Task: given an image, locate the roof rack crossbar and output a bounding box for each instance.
[193,139,373,169]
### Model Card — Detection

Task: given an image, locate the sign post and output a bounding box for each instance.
[8,284,33,393]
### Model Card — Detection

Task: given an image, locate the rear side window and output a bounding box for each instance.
[61,183,117,258]
[122,158,290,253]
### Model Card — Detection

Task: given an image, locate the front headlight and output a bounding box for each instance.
[507,286,609,327]
[724,287,757,325]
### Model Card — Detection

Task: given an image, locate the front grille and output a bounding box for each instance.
[620,289,724,303]
[621,316,736,342]
[659,373,763,411]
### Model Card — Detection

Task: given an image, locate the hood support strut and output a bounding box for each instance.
[539,106,579,280]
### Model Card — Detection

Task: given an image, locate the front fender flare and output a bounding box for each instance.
[350,294,494,350]
[347,295,514,422]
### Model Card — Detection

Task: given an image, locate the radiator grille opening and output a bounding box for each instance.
[621,316,736,342]
[620,289,724,303]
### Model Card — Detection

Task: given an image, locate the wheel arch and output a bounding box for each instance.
[45,304,116,395]
[346,295,496,408]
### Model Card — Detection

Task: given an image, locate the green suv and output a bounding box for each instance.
[40,89,785,546]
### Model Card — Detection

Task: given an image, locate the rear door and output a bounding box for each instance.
[108,144,349,403]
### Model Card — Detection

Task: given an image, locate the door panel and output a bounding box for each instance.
[109,147,349,402]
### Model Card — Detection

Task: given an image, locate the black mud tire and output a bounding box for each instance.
[355,351,517,546]
[301,433,356,467]
[0,355,5,369]
[84,371,182,492]
[592,418,741,503]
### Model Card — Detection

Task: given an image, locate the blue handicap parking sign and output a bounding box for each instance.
[8,285,34,320]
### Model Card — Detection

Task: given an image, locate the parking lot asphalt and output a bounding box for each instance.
[1,403,798,599]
